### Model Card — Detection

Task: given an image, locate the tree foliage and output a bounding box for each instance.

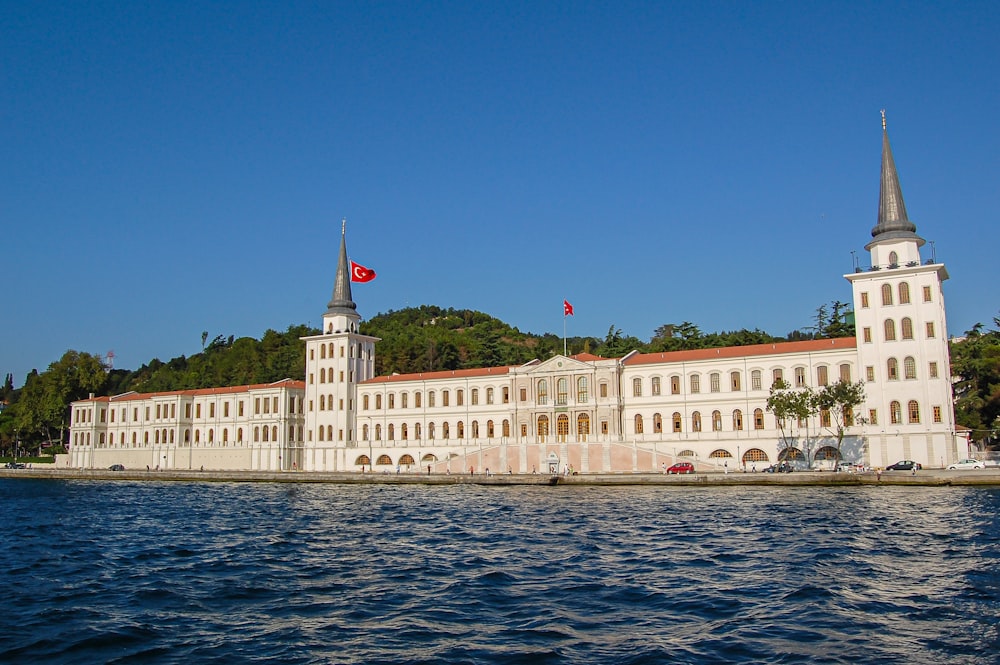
[951,314,1000,447]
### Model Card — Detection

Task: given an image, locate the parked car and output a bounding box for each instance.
[667,462,695,474]
[764,462,794,473]
[886,460,922,471]
[946,459,985,470]
[108,464,125,471]
[836,462,858,473]
[4,462,27,469]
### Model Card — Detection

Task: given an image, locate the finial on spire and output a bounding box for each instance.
[341,218,346,236]
[880,109,886,131]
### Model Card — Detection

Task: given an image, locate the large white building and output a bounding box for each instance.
[69,120,968,472]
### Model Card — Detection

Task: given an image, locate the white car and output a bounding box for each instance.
[946,459,986,470]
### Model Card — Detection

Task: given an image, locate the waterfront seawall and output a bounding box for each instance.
[4,467,1000,486]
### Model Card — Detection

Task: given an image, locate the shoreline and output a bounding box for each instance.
[4,467,1000,486]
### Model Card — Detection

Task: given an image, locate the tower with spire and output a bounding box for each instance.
[298,221,380,471]
[846,112,957,466]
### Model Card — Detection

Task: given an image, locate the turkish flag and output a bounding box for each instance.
[351,261,376,283]
[563,300,574,316]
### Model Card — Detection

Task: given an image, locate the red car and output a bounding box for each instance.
[667,462,695,474]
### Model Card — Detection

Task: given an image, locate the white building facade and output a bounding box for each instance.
[69,120,967,471]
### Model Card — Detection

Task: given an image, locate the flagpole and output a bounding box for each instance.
[563,312,567,357]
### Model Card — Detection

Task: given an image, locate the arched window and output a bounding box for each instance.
[487,387,495,405]
[401,423,409,440]
[471,389,479,405]
[904,356,917,380]
[428,422,435,440]
[536,415,549,436]
[442,422,449,439]
[881,283,894,306]
[690,375,701,394]
[901,317,914,340]
[712,410,722,431]
[487,420,494,438]
[555,380,566,405]
[388,424,395,441]
[670,376,681,394]
[651,376,661,396]
[653,413,662,433]
[577,377,589,402]
[557,415,569,437]
[889,251,899,266]
[362,424,369,440]
[884,319,896,341]
[754,408,765,430]
[537,380,548,405]
[377,454,392,466]
[672,412,682,433]
[471,421,479,438]
[692,411,702,432]
[414,422,421,440]
[890,401,902,424]
[375,424,381,441]
[577,414,590,435]
[457,390,464,406]
[376,394,382,409]
[732,409,743,431]
[632,377,642,397]
[899,282,911,304]
[710,373,721,393]
[751,370,762,390]
[503,420,511,437]
[442,390,450,406]
[428,391,435,407]
[908,400,920,424]
[731,371,741,391]
[817,366,829,386]
[414,392,421,408]
[840,364,852,382]
[634,414,644,434]
[887,357,899,381]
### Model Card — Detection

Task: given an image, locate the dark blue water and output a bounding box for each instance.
[1,480,998,664]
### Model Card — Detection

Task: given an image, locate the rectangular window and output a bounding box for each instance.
[817,366,829,386]
[195,404,201,419]
[710,374,720,393]
[929,362,939,378]
[731,372,741,391]
[651,377,660,396]
[601,420,608,434]
[209,403,215,418]
[520,388,527,401]
[926,321,935,338]
[933,406,942,423]
[690,375,700,394]
[860,292,869,308]
[866,366,875,382]
[600,383,608,398]
[923,285,932,302]
[671,376,680,394]
[863,327,872,343]
[795,367,806,387]
[869,409,878,426]
[184,404,191,419]
[751,372,761,391]
[772,369,783,386]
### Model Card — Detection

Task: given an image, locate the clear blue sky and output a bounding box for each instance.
[3,1,998,387]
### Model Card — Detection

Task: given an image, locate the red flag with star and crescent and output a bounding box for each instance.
[563,300,574,316]
[351,261,376,283]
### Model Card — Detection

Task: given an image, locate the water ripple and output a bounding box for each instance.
[1,480,999,663]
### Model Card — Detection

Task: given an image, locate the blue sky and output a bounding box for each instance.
[3,1,998,387]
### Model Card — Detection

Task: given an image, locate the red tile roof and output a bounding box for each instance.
[624,337,858,366]
[76,379,305,403]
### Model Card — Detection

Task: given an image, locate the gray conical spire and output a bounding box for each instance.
[867,111,924,248]
[326,219,358,317]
